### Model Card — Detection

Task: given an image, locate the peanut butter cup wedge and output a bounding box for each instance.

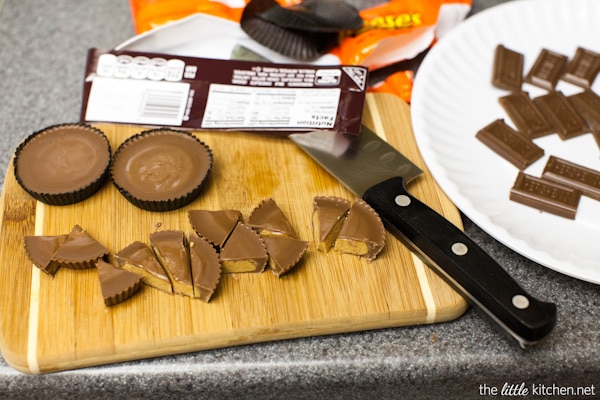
[52,225,109,270]
[188,209,242,248]
[23,234,68,276]
[220,223,268,273]
[334,199,385,260]
[150,230,193,297]
[262,235,308,277]
[115,241,173,294]
[188,234,222,302]
[312,196,351,252]
[96,259,143,307]
[247,198,297,238]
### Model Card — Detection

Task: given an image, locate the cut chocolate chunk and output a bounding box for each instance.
[492,44,524,91]
[115,241,173,294]
[524,48,568,90]
[533,91,588,140]
[476,119,544,170]
[312,196,351,252]
[188,234,222,302]
[561,47,600,89]
[568,90,600,132]
[541,156,600,201]
[334,199,385,260]
[247,198,297,238]
[510,172,581,219]
[150,230,193,297]
[262,235,308,277]
[52,225,109,270]
[220,223,268,273]
[96,259,142,307]
[188,209,242,248]
[498,91,554,138]
[23,234,68,276]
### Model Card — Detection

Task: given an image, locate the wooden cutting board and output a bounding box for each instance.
[0,93,467,374]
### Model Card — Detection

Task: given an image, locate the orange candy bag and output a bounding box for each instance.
[128,0,472,102]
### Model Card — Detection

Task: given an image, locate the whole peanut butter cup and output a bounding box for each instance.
[13,123,111,205]
[110,128,213,212]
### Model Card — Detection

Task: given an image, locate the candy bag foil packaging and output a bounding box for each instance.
[128,0,472,102]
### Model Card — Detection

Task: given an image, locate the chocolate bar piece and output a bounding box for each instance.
[542,156,600,201]
[561,47,600,89]
[524,48,568,90]
[499,91,554,138]
[492,44,524,91]
[476,119,544,169]
[533,91,589,140]
[510,172,582,219]
[568,90,600,131]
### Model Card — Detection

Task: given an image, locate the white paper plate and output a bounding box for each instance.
[411,0,600,284]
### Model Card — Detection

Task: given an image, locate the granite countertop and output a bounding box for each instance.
[0,0,598,399]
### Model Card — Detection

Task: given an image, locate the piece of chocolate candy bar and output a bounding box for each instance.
[533,91,589,140]
[476,119,544,169]
[524,48,568,90]
[568,90,600,132]
[542,156,600,201]
[561,47,600,89]
[510,172,581,219]
[499,91,554,138]
[492,44,524,91]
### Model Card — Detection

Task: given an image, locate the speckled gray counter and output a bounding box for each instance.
[0,1,598,399]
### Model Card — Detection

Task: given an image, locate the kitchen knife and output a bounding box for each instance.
[290,126,557,348]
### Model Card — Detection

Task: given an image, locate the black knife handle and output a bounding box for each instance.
[363,176,557,348]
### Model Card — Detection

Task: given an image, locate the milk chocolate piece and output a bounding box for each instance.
[524,48,568,90]
[115,241,173,294]
[492,44,524,91]
[262,235,308,277]
[247,198,297,238]
[96,259,142,307]
[312,196,351,252]
[542,156,600,201]
[568,90,600,131]
[334,199,385,260]
[510,172,581,219]
[188,235,222,302]
[561,47,600,89]
[13,123,111,205]
[52,225,109,270]
[476,119,544,169]
[498,91,554,138]
[220,223,268,273]
[150,230,193,297]
[110,128,213,212]
[533,91,588,140]
[188,209,242,248]
[23,234,68,276]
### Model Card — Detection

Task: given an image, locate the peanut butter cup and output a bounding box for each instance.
[96,259,143,307]
[13,123,111,205]
[334,199,385,260]
[110,128,213,212]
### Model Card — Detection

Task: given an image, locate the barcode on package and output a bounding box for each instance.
[85,77,190,126]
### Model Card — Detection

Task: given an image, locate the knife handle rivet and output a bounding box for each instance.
[395,195,411,207]
[451,242,468,256]
[512,295,530,310]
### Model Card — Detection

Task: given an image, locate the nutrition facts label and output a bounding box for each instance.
[81,49,367,134]
[202,85,340,129]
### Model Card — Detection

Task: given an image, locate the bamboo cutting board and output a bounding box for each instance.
[0,93,467,374]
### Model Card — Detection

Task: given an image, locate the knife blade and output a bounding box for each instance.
[290,126,557,348]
